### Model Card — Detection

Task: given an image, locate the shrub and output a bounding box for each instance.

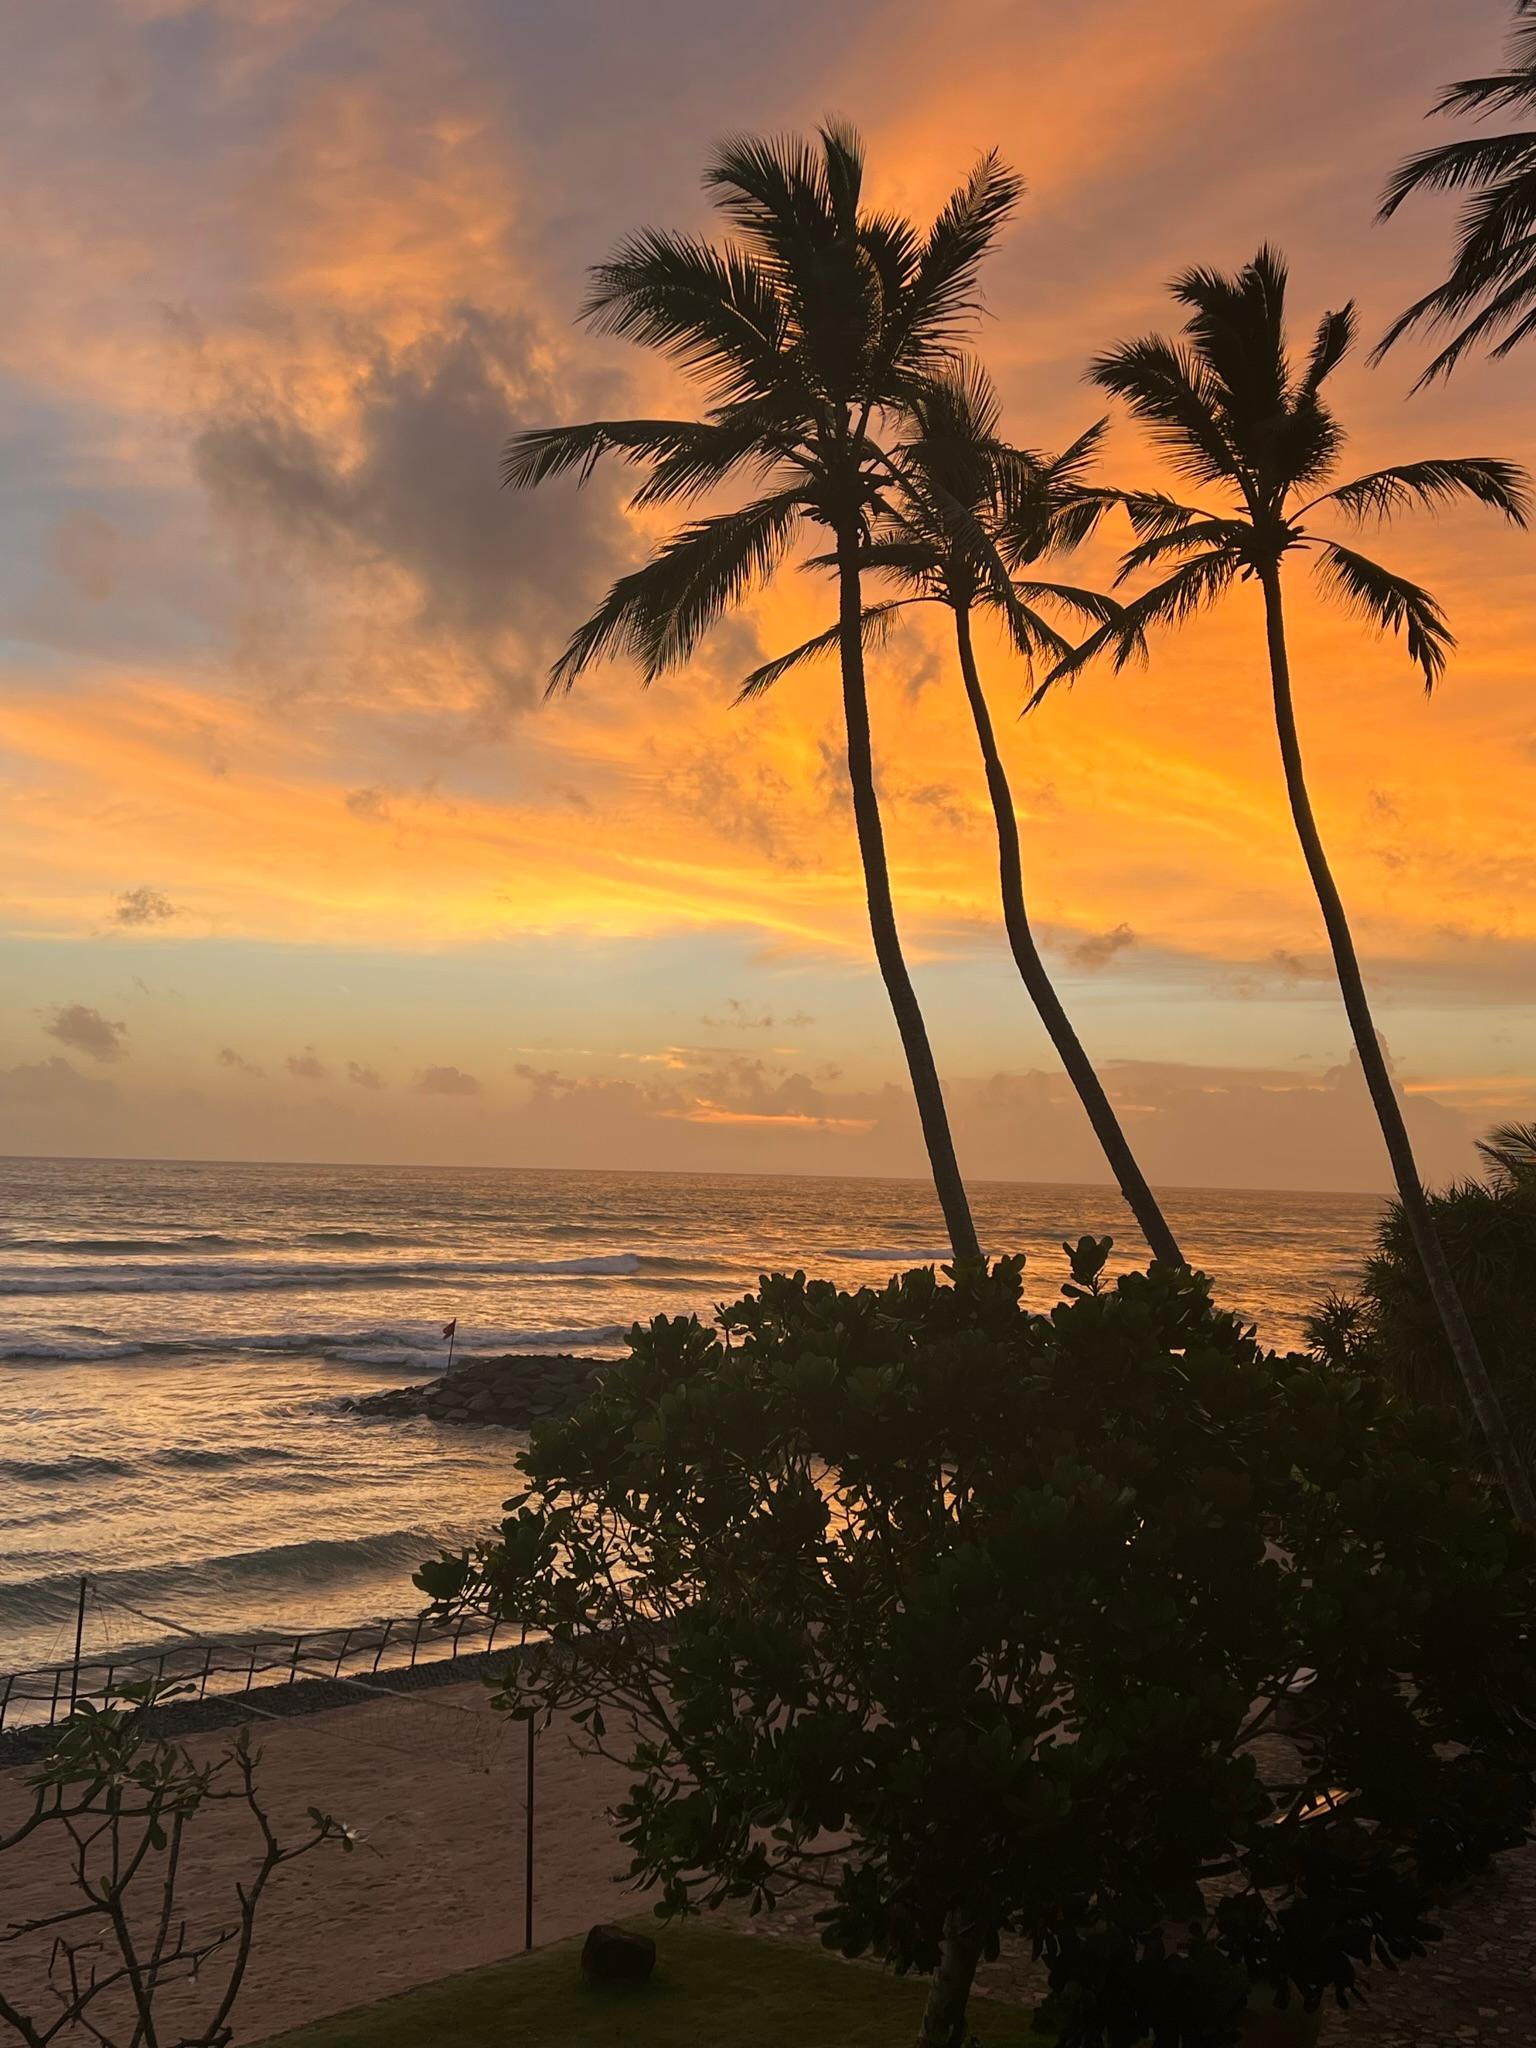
[420,1246,1536,2048]
[1307,1118,1536,1464]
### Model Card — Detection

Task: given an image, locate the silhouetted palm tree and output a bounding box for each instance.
[1064,247,1536,1522]
[737,361,1185,1266]
[502,125,1025,1264]
[1377,2,1536,382]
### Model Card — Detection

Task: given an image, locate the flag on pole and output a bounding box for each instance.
[443,1319,457,1340]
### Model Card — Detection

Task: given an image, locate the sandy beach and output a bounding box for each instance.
[0,1680,640,2043]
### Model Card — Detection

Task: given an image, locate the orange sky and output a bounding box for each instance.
[1,0,1532,1194]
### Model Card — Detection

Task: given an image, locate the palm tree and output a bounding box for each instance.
[1062,246,1536,1523]
[737,361,1186,1266]
[501,125,1025,1265]
[1376,2,1536,382]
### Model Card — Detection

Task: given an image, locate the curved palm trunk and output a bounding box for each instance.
[1259,564,1535,1525]
[954,608,1185,1267]
[837,536,982,1264]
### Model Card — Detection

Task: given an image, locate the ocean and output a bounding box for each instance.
[0,1157,1380,1677]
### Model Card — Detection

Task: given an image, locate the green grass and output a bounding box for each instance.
[261,1918,1037,2047]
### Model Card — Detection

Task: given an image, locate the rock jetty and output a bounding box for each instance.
[343,1352,610,1429]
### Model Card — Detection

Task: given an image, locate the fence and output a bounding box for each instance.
[0,1597,511,1734]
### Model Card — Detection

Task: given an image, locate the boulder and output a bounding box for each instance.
[580,1922,656,1986]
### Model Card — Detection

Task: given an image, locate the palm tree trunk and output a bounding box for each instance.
[915,1914,984,2048]
[836,534,982,1263]
[1258,564,1535,1525]
[953,606,1185,1267]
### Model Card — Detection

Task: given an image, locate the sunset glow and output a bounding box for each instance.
[3,0,1532,1189]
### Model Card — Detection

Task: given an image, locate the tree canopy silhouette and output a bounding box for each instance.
[1377,1,1536,382]
[1053,245,1536,1523]
[502,123,1032,1264]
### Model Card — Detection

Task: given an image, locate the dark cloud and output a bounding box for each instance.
[112,885,178,926]
[285,1051,326,1080]
[701,999,775,1030]
[1070,923,1137,970]
[345,787,394,822]
[218,1046,264,1076]
[45,1004,127,1063]
[193,309,638,706]
[347,1060,384,1089]
[413,1064,482,1096]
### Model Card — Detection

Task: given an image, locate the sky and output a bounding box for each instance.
[1,0,1533,1194]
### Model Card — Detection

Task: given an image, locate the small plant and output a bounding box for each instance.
[421,1249,1536,2048]
[0,1682,352,2048]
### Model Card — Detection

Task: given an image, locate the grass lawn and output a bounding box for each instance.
[261,1918,1039,2046]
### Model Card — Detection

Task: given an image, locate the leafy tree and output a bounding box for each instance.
[0,1683,351,2047]
[1376,2,1536,382]
[1054,246,1536,1524]
[740,362,1183,1266]
[500,124,1032,1265]
[419,1249,1535,2048]
[1309,1117,1536,1465]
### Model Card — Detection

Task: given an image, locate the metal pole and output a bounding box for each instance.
[68,1575,88,1713]
[524,1716,535,1951]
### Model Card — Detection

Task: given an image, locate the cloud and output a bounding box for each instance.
[111,885,178,926]
[192,308,637,708]
[45,1004,127,1063]
[345,787,394,822]
[218,1046,264,1076]
[285,1050,326,1080]
[701,999,776,1030]
[346,1060,384,1089]
[1070,923,1137,970]
[412,1063,482,1096]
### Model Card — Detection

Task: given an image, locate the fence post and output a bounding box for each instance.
[198,1645,214,1699]
[0,1673,11,1733]
[288,1634,304,1685]
[333,1628,353,1678]
[246,1645,260,1693]
[371,1619,394,1674]
[67,1575,89,1713]
[410,1617,424,1669]
[48,1667,63,1727]
[524,1715,535,1951]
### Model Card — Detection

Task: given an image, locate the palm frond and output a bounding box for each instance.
[500,419,709,490]
[549,491,804,691]
[582,230,788,406]
[1379,133,1536,218]
[1300,304,1356,396]
[1170,245,1290,420]
[1030,549,1237,705]
[734,600,910,701]
[882,152,1023,375]
[1311,541,1454,693]
[1373,245,1536,381]
[1309,456,1531,527]
[1115,519,1249,580]
[1477,1119,1536,1188]
[704,131,836,255]
[1088,337,1238,487]
[627,410,805,507]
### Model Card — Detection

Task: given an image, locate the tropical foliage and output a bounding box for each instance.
[1052,245,1535,1523]
[1309,1119,1536,1465]
[419,1248,1536,2048]
[1377,0,1536,382]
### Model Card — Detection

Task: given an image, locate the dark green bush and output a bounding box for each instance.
[421,1246,1535,2048]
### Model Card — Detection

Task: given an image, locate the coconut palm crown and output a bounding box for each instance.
[737,361,1187,1268]
[502,124,1025,1264]
[1376,0,1536,383]
[1051,245,1536,1524]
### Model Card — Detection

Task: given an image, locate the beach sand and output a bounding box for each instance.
[3,1680,1532,2046]
[0,1679,640,2043]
